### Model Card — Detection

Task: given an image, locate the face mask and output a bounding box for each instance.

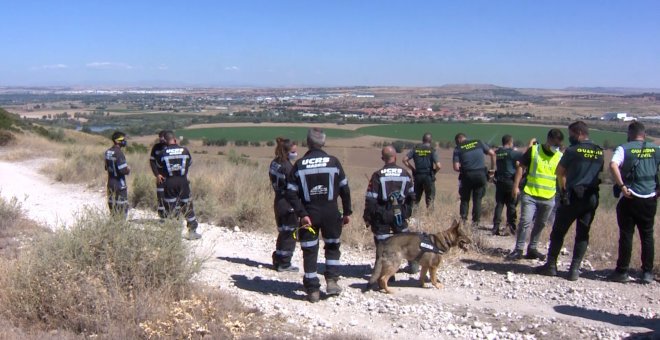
[569,136,579,146]
[288,152,298,161]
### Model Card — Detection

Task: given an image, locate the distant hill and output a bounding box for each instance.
[563,87,660,95]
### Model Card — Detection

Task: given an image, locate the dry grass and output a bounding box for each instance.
[9,130,660,275]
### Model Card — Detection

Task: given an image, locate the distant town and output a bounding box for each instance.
[1,85,659,136]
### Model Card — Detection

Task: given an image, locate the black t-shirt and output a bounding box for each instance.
[452,140,490,171]
[559,140,604,190]
[495,147,523,179]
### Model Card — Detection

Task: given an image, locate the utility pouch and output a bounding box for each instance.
[388,192,404,227]
[572,185,586,200]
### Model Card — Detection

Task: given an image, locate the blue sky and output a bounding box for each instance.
[1,1,659,88]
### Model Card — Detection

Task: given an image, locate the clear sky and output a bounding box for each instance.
[1,0,659,88]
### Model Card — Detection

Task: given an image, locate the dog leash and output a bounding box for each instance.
[293,223,316,241]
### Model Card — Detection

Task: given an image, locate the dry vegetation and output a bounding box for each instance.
[0,130,373,339]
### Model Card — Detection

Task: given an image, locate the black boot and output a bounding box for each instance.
[534,256,558,276]
[567,242,588,281]
[567,259,581,281]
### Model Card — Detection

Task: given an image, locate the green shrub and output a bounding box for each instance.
[125,142,148,154]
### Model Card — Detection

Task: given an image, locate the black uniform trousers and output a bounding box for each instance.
[459,169,487,223]
[414,173,435,208]
[615,196,656,273]
[298,203,342,292]
[272,195,297,267]
[547,191,599,261]
[163,176,198,229]
[493,178,517,230]
[107,178,129,218]
[156,180,166,218]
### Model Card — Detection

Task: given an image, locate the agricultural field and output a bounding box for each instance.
[177,126,361,143]
[356,123,628,146]
[179,122,628,147]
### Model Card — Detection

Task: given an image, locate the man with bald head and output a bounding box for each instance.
[364,145,416,248]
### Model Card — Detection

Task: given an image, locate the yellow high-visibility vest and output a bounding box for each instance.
[524,144,562,199]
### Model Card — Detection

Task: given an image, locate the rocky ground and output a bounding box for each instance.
[1,158,659,339]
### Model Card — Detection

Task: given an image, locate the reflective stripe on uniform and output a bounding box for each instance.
[324,238,341,244]
[117,163,128,170]
[163,198,178,203]
[379,176,411,201]
[304,272,318,279]
[157,188,165,192]
[339,178,348,187]
[326,259,341,266]
[365,191,379,199]
[275,250,294,256]
[375,234,393,240]
[287,183,299,191]
[186,216,197,222]
[300,239,319,248]
[297,168,339,202]
[278,225,296,232]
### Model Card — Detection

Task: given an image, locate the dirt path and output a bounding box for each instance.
[0,158,658,339]
[0,158,106,229]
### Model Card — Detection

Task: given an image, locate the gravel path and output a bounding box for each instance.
[1,158,658,339]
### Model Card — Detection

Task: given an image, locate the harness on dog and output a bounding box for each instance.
[419,233,444,254]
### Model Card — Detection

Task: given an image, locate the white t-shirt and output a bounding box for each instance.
[612,146,656,198]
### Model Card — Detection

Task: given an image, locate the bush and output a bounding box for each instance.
[51,146,103,185]
[391,140,415,153]
[226,149,258,167]
[125,142,148,154]
[202,138,228,147]
[34,126,66,142]
[266,140,275,147]
[130,173,156,209]
[0,211,199,334]
[0,130,15,146]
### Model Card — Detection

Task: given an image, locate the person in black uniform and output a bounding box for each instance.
[453,133,496,228]
[157,131,200,240]
[269,137,299,272]
[536,121,604,281]
[364,146,417,277]
[364,145,416,244]
[492,135,523,235]
[403,133,441,209]
[104,131,130,218]
[149,130,168,218]
[608,122,660,284]
[286,128,352,303]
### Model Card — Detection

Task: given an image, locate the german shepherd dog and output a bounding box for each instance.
[368,220,471,293]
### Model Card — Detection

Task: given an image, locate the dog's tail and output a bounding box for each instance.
[367,242,385,286]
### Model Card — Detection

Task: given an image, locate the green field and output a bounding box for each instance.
[356,123,627,146]
[179,123,627,147]
[177,126,361,142]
